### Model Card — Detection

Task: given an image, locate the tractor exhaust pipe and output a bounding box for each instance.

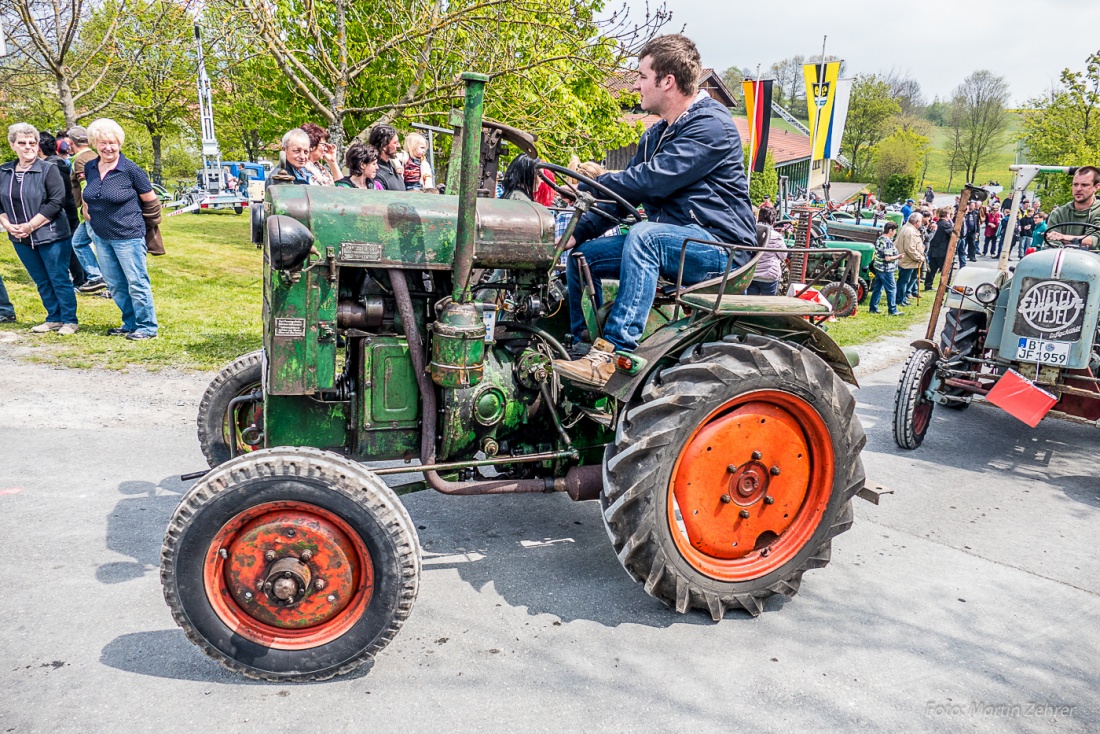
[452,72,489,304]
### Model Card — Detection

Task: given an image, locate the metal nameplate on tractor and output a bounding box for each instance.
[339,242,384,263]
[274,318,307,338]
[1013,278,1089,341]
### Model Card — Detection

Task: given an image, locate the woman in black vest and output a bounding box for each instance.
[0,123,77,334]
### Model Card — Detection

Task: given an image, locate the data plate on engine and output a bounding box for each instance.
[1016,337,1071,365]
[339,242,383,262]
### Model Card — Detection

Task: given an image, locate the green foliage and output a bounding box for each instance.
[841,74,901,181]
[949,70,1010,184]
[925,97,951,126]
[874,128,930,199]
[1021,51,1100,206]
[743,149,778,205]
[881,174,919,204]
[720,66,746,105]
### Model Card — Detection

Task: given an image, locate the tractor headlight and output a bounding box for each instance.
[975,282,999,305]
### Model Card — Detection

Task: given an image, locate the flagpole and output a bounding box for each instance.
[746,78,757,195]
[818,36,832,206]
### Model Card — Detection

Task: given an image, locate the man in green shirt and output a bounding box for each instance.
[1046,166,1100,248]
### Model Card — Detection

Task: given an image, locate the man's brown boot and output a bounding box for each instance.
[552,338,617,389]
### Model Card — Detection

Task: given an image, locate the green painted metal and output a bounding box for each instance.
[678,293,832,315]
[269,186,556,271]
[430,302,486,389]
[263,243,337,396]
[453,72,489,303]
[264,394,347,450]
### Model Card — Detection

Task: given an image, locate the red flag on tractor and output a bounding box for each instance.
[741,79,773,174]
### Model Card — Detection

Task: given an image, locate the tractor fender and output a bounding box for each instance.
[909,338,943,359]
[604,314,859,405]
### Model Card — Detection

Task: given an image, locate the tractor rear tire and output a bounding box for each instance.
[821,281,858,317]
[197,350,263,468]
[161,447,420,682]
[939,309,985,409]
[601,335,865,619]
[893,347,937,449]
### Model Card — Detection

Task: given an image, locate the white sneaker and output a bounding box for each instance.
[31,322,63,333]
[57,323,79,335]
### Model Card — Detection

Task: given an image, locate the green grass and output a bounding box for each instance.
[826,282,935,347]
[920,114,1022,195]
[0,212,262,370]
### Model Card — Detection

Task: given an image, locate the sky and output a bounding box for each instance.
[618,0,1100,105]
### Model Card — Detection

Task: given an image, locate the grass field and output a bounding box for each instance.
[1,211,939,370]
[0,212,263,370]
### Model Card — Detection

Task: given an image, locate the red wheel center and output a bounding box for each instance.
[204,501,374,650]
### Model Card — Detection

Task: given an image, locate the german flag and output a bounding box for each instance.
[741,79,773,173]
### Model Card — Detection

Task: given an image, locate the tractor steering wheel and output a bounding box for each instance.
[534,161,642,227]
[1041,221,1100,249]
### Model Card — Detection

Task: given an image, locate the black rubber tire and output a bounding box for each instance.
[857,277,870,304]
[234,205,244,215]
[939,309,985,409]
[893,347,937,449]
[601,334,866,619]
[161,447,420,681]
[820,281,858,318]
[197,350,263,468]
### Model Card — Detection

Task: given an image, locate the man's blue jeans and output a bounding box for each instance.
[868,270,898,314]
[12,238,78,324]
[896,267,919,305]
[566,222,733,351]
[0,271,16,320]
[71,221,103,280]
[93,233,158,335]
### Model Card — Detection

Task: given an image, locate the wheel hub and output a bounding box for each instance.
[728,461,770,505]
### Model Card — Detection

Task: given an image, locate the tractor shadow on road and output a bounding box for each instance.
[855,382,1100,491]
[95,476,188,585]
[401,489,762,629]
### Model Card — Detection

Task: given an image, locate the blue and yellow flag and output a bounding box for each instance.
[803,61,851,161]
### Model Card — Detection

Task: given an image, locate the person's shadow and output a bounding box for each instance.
[95,476,186,584]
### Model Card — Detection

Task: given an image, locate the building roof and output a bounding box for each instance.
[621,113,811,166]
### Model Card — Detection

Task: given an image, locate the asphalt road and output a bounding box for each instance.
[1,342,1097,732]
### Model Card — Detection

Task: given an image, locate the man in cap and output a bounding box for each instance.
[900,198,914,223]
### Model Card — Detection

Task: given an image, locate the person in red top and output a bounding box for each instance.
[983,204,1002,256]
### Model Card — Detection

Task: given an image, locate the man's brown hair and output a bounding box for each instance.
[638,34,702,97]
[1071,165,1100,185]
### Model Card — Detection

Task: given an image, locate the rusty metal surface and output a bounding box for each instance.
[453,73,489,302]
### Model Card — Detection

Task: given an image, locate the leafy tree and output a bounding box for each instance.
[212,0,669,156]
[924,96,950,126]
[949,70,1010,184]
[720,66,750,106]
[882,70,924,116]
[743,149,778,206]
[0,0,177,128]
[1020,51,1100,204]
[840,74,900,181]
[874,128,930,199]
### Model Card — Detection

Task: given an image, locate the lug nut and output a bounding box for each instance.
[764,496,775,505]
[327,595,336,603]
[739,509,750,519]
[770,466,781,476]
[720,494,732,504]
[264,550,276,561]
[300,550,312,562]
[727,464,738,473]
[244,592,253,601]
[264,581,272,592]
[315,578,326,590]
[752,451,762,460]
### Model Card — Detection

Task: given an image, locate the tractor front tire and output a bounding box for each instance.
[893,347,937,449]
[197,350,263,468]
[161,447,420,681]
[939,308,985,409]
[601,335,865,619]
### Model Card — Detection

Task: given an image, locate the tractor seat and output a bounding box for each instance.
[657,224,769,298]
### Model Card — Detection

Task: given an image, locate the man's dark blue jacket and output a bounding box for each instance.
[572,95,757,259]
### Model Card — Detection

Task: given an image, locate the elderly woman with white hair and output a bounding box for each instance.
[0,122,77,334]
[81,118,161,340]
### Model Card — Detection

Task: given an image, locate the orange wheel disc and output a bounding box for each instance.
[203,501,374,650]
[667,390,835,582]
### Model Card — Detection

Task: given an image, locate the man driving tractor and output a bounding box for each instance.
[552,34,757,389]
[1044,166,1100,249]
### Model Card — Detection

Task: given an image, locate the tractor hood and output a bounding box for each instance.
[268,185,557,270]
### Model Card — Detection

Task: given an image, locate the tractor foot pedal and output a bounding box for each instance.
[857,481,893,505]
[578,406,614,427]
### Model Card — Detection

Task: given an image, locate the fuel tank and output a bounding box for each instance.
[268,185,557,270]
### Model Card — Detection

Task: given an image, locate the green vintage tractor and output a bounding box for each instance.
[161,74,868,681]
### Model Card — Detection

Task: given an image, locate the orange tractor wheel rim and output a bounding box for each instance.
[667,390,835,582]
[203,501,374,650]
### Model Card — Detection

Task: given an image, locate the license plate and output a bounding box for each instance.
[1016,337,1071,365]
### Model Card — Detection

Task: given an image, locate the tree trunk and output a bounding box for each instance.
[56,72,77,130]
[151,132,163,185]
